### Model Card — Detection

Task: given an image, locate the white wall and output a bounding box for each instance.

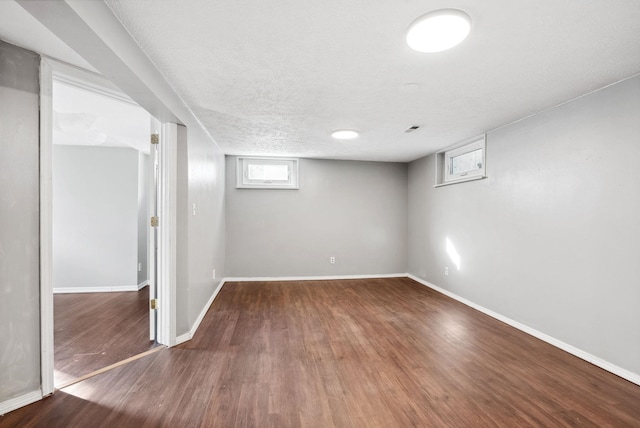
[0,40,41,405]
[408,74,640,378]
[137,152,150,286]
[53,145,139,290]
[226,157,408,277]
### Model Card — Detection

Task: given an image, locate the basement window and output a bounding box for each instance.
[435,135,487,187]
[236,157,299,189]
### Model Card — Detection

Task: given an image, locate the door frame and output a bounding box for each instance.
[156,122,178,347]
[39,58,54,396]
[39,58,177,395]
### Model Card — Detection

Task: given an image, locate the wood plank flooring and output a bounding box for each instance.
[53,287,156,387]
[3,278,640,427]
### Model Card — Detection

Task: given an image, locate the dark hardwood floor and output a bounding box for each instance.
[54,286,156,387]
[3,278,640,427]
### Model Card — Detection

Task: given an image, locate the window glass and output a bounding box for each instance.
[450,148,483,175]
[247,163,289,182]
[237,157,299,189]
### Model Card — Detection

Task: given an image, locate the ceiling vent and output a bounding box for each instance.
[404,125,420,133]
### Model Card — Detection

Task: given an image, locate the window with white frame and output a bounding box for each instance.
[236,157,299,189]
[443,136,486,183]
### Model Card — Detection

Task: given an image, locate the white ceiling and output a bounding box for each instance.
[103,0,640,162]
[53,81,151,154]
[0,1,95,72]
[3,1,640,162]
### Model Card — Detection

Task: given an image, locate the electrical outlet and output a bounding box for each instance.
[212,269,216,279]
[192,203,197,216]
[444,267,449,276]
[138,263,142,272]
[330,256,336,264]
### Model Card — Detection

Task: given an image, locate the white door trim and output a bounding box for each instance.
[39,58,55,397]
[156,122,178,346]
[149,117,160,342]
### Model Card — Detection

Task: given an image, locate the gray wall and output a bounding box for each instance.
[408,74,640,377]
[226,157,408,277]
[137,152,150,286]
[165,124,227,338]
[176,125,189,335]
[0,41,41,403]
[53,145,139,289]
[186,128,226,332]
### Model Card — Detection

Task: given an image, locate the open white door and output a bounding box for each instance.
[155,123,178,347]
[149,117,160,341]
[149,119,177,347]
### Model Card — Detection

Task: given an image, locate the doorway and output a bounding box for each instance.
[49,68,157,388]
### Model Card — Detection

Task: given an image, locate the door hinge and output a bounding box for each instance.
[150,299,159,310]
[150,216,159,227]
[150,133,159,145]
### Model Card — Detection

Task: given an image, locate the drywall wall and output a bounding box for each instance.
[186,128,226,332]
[176,125,189,335]
[0,41,41,404]
[53,145,139,290]
[408,74,640,377]
[226,157,408,277]
[137,152,150,286]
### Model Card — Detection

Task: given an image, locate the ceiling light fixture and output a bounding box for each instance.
[331,130,359,140]
[406,9,471,53]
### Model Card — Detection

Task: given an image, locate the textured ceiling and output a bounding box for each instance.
[104,1,640,162]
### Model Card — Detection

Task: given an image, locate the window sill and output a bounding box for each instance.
[236,185,299,190]
[433,175,487,188]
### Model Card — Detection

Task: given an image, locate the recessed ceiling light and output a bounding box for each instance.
[406,9,471,53]
[331,130,359,140]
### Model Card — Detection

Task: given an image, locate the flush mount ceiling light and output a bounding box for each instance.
[331,129,359,140]
[406,9,471,53]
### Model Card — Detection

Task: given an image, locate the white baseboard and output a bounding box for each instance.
[175,332,191,346]
[137,280,149,290]
[175,280,227,346]
[407,274,640,386]
[224,273,408,282]
[0,390,42,416]
[53,285,143,293]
